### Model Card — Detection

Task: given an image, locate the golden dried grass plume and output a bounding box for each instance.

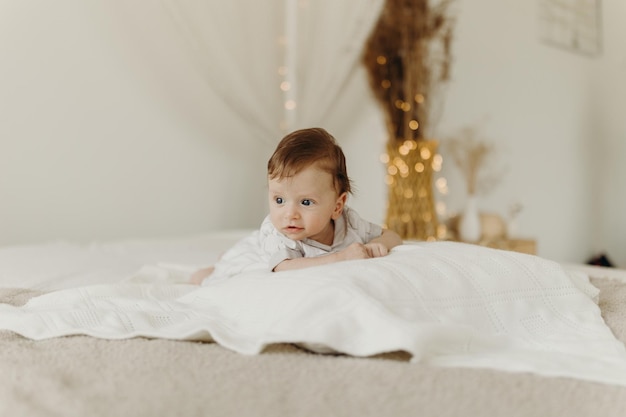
[363,0,454,143]
[446,126,505,196]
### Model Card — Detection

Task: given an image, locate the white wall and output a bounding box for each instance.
[0,1,272,245]
[590,0,626,267]
[1,1,624,267]
[434,0,598,263]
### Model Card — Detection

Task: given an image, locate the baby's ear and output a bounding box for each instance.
[332,193,347,220]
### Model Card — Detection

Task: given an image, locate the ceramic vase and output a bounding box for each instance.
[459,194,481,242]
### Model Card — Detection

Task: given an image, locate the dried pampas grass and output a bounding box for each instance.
[447,126,505,196]
[363,0,454,142]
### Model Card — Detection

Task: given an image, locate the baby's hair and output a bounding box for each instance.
[267,127,353,195]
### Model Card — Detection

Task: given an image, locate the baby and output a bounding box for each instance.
[190,127,402,284]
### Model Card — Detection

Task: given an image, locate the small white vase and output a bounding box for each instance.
[459,195,481,242]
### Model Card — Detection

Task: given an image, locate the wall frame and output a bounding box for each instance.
[539,0,602,56]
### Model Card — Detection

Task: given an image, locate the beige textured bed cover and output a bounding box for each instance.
[1,275,625,417]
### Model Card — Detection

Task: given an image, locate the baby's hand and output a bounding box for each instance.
[337,242,371,261]
[189,266,215,285]
[364,242,389,258]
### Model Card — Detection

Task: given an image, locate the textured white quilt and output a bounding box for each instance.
[2,242,626,386]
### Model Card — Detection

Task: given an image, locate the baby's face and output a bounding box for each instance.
[268,164,345,246]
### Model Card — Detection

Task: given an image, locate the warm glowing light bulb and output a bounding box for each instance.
[379,153,390,164]
[432,154,442,171]
[376,55,387,65]
[437,203,448,219]
[420,147,432,160]
[409,120,419,130]
[381,80,391,88]
[415,93,425,103]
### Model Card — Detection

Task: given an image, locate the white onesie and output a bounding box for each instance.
[204,206,382,284]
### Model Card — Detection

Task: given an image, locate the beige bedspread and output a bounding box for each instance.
[1,276,625,417]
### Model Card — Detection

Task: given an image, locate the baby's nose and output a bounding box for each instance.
[286,204,300,219]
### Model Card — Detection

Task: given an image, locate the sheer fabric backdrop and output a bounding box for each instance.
[161,0,384,144]
[292,0,383,130]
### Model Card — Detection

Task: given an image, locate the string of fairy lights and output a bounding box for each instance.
[278,0,300,133]
[374,51,451,239]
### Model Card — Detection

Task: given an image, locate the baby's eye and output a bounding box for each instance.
[301,199,312,206]
[275,197,284,205]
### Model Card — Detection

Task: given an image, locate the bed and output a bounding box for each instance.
[1,231,626,417]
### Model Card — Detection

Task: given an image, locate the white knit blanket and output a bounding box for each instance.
[2,242,626,386]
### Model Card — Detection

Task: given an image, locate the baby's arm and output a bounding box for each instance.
[273,242,372,272]
[364,229,402,257]
[189,266,215,285]
[273,230,402,272]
